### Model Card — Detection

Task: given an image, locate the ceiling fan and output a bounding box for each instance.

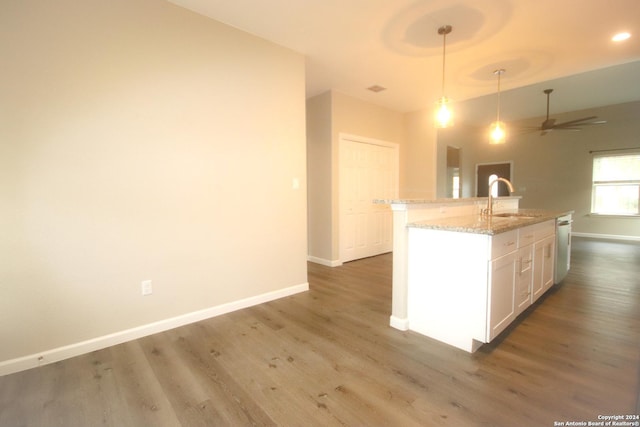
[526,89,606,135]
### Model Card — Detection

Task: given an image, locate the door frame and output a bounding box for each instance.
[338,133,399,264]
[475,161,514,197]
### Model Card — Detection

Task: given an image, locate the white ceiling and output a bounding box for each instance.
[167,0,640,120]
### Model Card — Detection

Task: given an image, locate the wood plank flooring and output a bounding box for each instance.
[1,237,639,426]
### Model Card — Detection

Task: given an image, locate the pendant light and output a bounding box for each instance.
[435,25,453,128]
[489,69,506,144]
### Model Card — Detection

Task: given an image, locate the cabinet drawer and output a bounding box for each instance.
[535,220,555,239]
[518,225,536,247]
[491,230,518,259]
[519,220,555,247]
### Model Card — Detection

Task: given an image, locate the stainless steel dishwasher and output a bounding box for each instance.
[554,214,572,283]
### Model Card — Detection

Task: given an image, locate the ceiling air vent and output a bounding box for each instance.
[367,85,386,93]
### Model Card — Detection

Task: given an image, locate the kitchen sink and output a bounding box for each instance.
[492,213,537,219]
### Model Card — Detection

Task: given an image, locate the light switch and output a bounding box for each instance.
[141,280,152,296]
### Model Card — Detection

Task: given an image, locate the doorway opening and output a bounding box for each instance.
[446,146,461,199]
[476,162,513,197]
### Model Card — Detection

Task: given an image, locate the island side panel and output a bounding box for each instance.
[407,228,490,352]
[390,206,410,329]
[386,198,520,330]
[389,201,483,330]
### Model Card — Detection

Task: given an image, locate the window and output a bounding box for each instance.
[591,154,640,215]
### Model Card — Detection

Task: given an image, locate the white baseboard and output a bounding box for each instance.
[0,282,309,377]
[572,232,640,242]
[389,315,409,331]
[307,255,342,267]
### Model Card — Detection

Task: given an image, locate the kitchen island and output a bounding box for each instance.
[374,197,521,331]
[376,197,572,352]
[407,208,572,352]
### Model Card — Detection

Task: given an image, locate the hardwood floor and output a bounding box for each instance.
[1,237,639,426]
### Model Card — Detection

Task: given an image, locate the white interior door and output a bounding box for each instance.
[339,135,398,263]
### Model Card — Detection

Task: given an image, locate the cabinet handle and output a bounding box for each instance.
[505,241,515,247]
[517,258,531,275]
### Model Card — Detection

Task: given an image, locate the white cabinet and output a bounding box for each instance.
[517,220,556,305]
[529,220,556,303]
[487,228,518,341]
[533,234,555,302]
[515,244,533,316]
[407,218,557,353]
[488,250,517,341]
[541,235,555,291]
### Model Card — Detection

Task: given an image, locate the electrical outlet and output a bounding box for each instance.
[141,280,152,296]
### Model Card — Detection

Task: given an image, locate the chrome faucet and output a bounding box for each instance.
[483,177,515,216]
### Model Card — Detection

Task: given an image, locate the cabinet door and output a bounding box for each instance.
[487,251,517,341]
[541,235,555,291]
[532,235,556,303]
[515,245,533,315]
[532,241,545,303]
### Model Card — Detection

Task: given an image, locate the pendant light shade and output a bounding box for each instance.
[489,121,506,143]
[435,25,453,128]
[489,69,506,144]
[435,96,453,128]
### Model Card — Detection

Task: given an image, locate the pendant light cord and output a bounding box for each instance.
[441,30,446,97]
[494,69,505,122]
[496,70,501,121]
[438,25,452,98]
[435,25,453,128]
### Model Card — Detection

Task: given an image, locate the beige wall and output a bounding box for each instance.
[306,91,411,264]
[306,92,333,262]
[437,101,640,238]
[0,0,307,364]
[331,92,406,260]
[403,110,439,199]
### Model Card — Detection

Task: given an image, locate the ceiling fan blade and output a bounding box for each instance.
[541,127,583,135]
[553,122,606,130]
[518,124,544,130]
[513,128,539,135]
[575,120,607,126]
[552,116,599,127]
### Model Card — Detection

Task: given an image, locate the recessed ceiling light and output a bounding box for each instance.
[612,32,631,42]
[367,85,386,93]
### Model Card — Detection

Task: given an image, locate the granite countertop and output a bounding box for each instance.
[408,209,573,235]
[374,196,521,205]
